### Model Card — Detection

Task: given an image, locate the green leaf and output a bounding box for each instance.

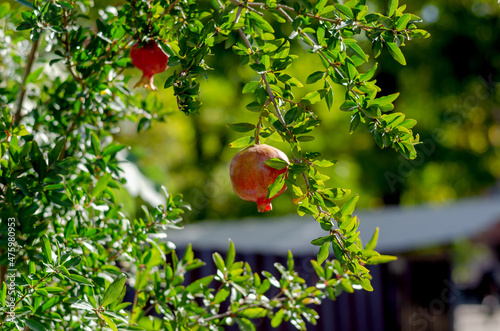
[386,42,406,65]
[44,287,65,293]
[266,173,285,199]
[364,227,379,251]
[285,107,299,125]
[287,250,294,271]
[340,100,358,112]
[67,274,94,286]
[48,138,66,164]
[297,135,315,142]
[101,273,126,308]
[301,91,322,105]
[339,216,356,232]
[0,282,6,306]
[271,309,284,328]
[265,157,289,170]
[101,314,118,331]
[346,42,368,62]
[383,113,405,128]
[240,307,267,319]
[372,93,399,106]
[90,131,100,156]
[306,71,324,84]
[317,242,330,265]
[93,173,111,197]
[400,119,417,129]
[242,81,261,94]
[24,319,46,331]
[226,123,256,132]
[13,124,29,136]
[213,252,225,271]
[248,11,274,32]
[213,287,230,304]
[229,136,255,148]
[396,14,411,30]
[42,236,52,264]
[368,254,397,264]
[334,4,354,19]
[361,63,378,81]
[101,144,127,157]
[409,29,431,39]
[350,113,361,134]
[16,0,33,9]
[340,194,359,216]
[325,85,334,111]
[249,62,266,73]
[185,275,214,293]
[311,235,335,246]
[372,39,382,58]
[26,67,44,84]
[313,159,337,167]
[388,0,398,17]
[246,101,263,112]
[235,317,256,331]
[332,240,345,264]
[226,240,235,268]
[316,25,325,45]
[310,260,325,278]
[71,299,95,310]
[358,277,373,291]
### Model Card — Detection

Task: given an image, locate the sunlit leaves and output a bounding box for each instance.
[386,42,406,65]
[0,0,430,329]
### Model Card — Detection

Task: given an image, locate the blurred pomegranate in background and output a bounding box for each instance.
[130,40,169,90]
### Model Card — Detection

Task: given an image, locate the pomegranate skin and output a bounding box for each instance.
[230,144,289,212]
[130,41,169,90]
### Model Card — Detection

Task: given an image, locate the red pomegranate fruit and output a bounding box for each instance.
[230,144,289,212]
[130,40,169,90]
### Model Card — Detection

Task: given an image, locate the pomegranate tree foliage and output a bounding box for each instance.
[0,0,429,330]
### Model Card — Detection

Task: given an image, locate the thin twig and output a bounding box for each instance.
[15,272,56,306]
[231,0,290,134]
[229,0,264,16]
[196,293,286,325]
[15,37,40,124]
[150,0,181,27]
[277,7,345,80]
[245,2,341,24]
[255,116,262,144]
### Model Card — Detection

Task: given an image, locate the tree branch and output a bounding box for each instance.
[14,37,40,124]
[245,2,341,24]
[277,7,345,80]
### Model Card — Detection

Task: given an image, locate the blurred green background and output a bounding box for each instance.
[5,0,500,223]
[113,0,500,222]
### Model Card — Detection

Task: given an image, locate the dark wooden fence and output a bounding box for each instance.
[178,248,453,331]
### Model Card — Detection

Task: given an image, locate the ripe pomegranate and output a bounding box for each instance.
[230,144,289,212]
[130,40,169,90]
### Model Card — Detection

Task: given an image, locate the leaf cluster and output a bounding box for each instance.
[0,0,427,330]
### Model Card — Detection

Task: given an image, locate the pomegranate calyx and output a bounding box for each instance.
[133,74,156,91]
